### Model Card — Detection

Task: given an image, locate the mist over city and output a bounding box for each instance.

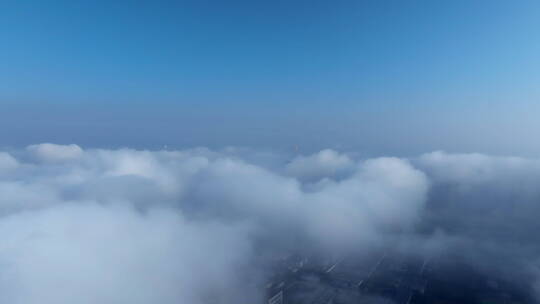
[2,1,540,303]
[0,145,538,303]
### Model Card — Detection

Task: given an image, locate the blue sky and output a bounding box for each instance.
[1,1,540,155]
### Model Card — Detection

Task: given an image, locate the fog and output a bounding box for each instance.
[1,144,540,302]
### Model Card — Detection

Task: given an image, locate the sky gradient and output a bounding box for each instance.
[1,1,540,155]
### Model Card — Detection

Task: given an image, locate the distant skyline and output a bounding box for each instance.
[1,1,540,155]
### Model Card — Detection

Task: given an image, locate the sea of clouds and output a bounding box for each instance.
[0,144,539,303]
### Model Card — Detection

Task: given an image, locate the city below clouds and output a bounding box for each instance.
[2,2,539,303]
[1,143,540,303]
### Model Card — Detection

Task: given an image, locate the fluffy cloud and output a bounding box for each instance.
[416,151,540,235]
[0,144,429,304]
[4,145,540,302]
[0,204,255,304]
[26,143,84,163]
[0,152,18,171]
[285,149,354,181]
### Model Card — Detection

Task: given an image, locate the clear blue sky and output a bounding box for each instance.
[1,1,540,155]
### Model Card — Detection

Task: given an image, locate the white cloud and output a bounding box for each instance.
[417,151,535,184]
[0,144,431,303]
[0,203,255,304]
[0,152,18,170]
[13,145,540,302]
[285,149,354,181]
[26,143,84,163]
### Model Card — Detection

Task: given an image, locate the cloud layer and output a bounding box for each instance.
[0,144,429,304]
[1,144,540,302]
